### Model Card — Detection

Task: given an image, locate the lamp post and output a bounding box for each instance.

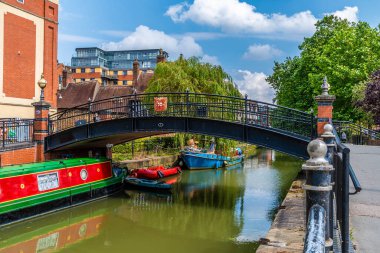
[38,73,47,101]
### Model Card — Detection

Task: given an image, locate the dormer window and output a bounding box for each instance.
[17,0,24,3]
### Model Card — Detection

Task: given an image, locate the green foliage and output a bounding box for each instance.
[267,16,380,121]
[146,56,241,97]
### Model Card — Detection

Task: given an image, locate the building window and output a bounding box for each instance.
[81,68,85,73]
[123,81,127,85]
[113,81,117,85]
[90,78,95,81]
[17,0,24,3]
[81,78,85,82]
[123,70,127,75]
[90,68,95,73]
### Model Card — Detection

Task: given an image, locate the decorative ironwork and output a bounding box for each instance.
[0,118,34,150]
[48,92,316,140]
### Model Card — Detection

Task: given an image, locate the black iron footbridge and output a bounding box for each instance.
[46,92,317,158]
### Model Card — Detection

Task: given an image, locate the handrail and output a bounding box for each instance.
[332,126,362,194]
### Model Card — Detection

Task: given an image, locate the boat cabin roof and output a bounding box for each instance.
[0,157,109,178]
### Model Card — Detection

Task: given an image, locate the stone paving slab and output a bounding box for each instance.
[256,180,305,253]
[347,144,380,253]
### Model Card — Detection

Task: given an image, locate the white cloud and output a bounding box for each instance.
[235,70,275,103]
[328,6,359,22]
[166,0,317,38]
[243,44,282,60]
[200,54,220,65]
[166,1,359,40]
[101,25,203,59]
[59,33,101,43]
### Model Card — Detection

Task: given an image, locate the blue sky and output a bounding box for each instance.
[58,0,380,102]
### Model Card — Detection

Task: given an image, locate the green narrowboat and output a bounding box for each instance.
[0,157,124,226]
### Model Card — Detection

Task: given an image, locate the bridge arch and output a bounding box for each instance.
[46,92,316,159]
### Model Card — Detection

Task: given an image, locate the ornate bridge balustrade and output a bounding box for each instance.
[49,92,316,137]
[46,92,316,157]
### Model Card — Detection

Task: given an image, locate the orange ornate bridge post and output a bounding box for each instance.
[315,77,336,136]
[32,74,51,162]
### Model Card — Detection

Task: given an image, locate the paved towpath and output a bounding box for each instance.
[348,144,380,253]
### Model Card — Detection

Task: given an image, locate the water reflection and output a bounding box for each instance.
[0,149,301,253]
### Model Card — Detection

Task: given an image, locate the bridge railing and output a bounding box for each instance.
[0,118,34,150]
[333,120,380,145]
[49,92,316,140]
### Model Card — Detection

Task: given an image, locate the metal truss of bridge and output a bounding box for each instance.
[46,92,317,158]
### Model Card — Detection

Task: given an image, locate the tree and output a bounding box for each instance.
[146,56,241,97]
[358,70,380,125]
[267,16,380,121]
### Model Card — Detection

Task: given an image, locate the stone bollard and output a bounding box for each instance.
[321,123,336,242]
[302,139,334,249]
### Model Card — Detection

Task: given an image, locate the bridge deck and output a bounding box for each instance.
[348,144,380,253]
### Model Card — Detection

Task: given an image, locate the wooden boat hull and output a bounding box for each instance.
[0,158,124,226]
[181,151,244,170]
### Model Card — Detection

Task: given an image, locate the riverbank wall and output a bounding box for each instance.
[256,179,305,253]
[115,154,178,170]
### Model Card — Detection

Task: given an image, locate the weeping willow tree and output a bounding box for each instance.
[145,56,244,153]
[146,56,241,96]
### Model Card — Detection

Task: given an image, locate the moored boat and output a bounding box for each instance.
[0,157,124,226]
[131,166,181,179]
[180,148,244,170]
[124,177,172,191]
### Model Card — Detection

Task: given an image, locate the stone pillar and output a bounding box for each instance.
[106,144,113,160]
[315,77,335,136]
[32,100,51,162]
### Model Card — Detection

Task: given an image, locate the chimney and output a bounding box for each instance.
[133,58,140,87]
[156,48,166,64]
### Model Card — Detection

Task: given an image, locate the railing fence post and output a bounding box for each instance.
[244,94,248,124]
[342,148,350,253]
[2,121,5,148]
[186,88,190,116]
[302,139,333,250]
[321,124,335,248]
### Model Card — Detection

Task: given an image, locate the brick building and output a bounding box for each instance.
[70,48,167,86]
[0,0,59,118]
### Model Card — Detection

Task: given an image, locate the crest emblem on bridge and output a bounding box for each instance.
[154,97,168,112]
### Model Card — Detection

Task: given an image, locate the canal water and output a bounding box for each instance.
[0,149,302,253]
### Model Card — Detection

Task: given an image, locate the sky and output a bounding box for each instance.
[58,0,380,103]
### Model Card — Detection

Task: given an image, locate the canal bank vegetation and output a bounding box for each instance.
[112,134,256,162]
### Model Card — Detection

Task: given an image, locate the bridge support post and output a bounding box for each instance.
[32,100,51,162]
[315,77,335,136]
[302,139,334,250]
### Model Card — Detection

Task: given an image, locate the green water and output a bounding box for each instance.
[0,149,302,253]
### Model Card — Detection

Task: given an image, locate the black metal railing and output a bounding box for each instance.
[333,120,380,145]
[48,92,316,139]
[0,118,34,150]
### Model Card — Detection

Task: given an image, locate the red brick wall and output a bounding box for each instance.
[2,0,45,17]
[43,23,58,107]
[3,12,36,99]
[72,72,102,80]
[0,146,36,167]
